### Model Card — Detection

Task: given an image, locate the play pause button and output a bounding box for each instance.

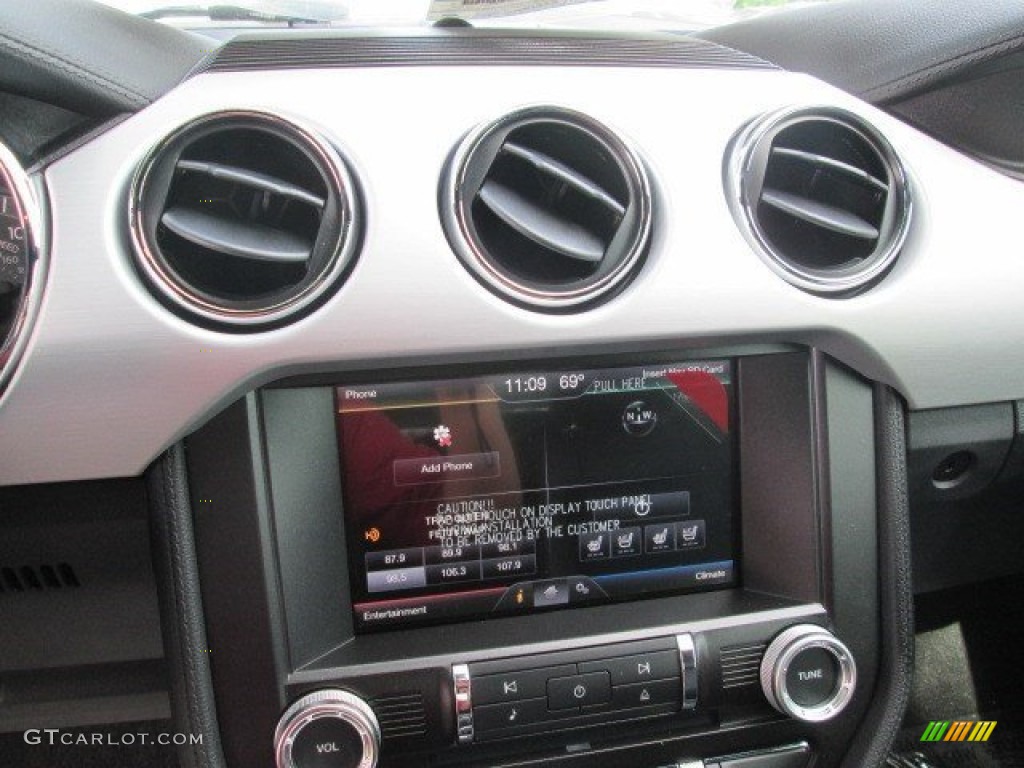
[610,678,681,709]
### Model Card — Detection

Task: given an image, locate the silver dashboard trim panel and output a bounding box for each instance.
[2,65,1024,484]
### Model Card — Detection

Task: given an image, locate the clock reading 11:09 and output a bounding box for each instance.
[503,376,548,394]
[497,373,588,401]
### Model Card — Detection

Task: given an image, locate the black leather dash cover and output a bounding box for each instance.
[841,386,915,768]
[0,0,215,116]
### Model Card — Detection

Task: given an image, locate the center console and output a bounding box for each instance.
[184,348,885,768]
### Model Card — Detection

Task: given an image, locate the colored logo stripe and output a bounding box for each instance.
[972,722,997,742]
[947,721,970,741]
[922,720,997,742]
[920,721,949,741]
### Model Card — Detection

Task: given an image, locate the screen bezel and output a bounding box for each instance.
[332,356,743,633]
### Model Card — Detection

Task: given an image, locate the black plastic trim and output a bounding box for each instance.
[261,387,353,670]
[185,396,290,768]
[0,478,170,732]
[737,353,821,604]
[814,356,880,756]
[147,445,228,768]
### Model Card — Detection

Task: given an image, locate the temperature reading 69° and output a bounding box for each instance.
[558,373,587,394]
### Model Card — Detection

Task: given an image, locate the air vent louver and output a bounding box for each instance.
[130,111,360,328]
[730,107,911,295]
[442,107,651,310]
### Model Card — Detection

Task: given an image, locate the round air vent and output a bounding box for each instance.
[441,106,651,310]
[728,107,911,295]
[130,111,361,328]
[0,140,44,399]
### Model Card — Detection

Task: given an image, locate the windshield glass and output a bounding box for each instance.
[93,0,835,32]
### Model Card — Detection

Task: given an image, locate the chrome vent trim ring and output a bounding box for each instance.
[0,140,46,402]
[129,110,361,329]
[727,106,912,296]
[441,105,652,310]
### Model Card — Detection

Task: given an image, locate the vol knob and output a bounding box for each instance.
[274,689,380,768]
[760,624,856,722]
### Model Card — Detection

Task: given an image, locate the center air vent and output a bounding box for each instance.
[728,107,911,295]
[442,107,651,310]
[130,111,360,328]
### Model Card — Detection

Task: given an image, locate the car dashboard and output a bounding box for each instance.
[2,4,1024,768]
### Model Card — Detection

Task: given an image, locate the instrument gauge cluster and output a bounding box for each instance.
[0,141,45,398]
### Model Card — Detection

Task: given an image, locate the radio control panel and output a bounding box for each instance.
[453,634,698,743]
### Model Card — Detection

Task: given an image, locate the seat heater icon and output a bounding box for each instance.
[617,532,634,549]
[680,525,699,543]
[653,528,669,546]
[586,535,604,553]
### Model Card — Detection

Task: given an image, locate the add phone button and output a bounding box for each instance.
[393,452,500,486]
[473,665,576,705]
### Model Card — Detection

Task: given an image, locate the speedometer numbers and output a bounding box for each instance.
[0,189,29,297]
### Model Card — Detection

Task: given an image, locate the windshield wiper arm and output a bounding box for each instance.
[140,4,328,26]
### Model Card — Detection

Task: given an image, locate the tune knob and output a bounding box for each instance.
[274,689,380,768]
[760,624,856,722]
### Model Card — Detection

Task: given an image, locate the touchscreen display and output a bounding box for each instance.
[336,360,738,632]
